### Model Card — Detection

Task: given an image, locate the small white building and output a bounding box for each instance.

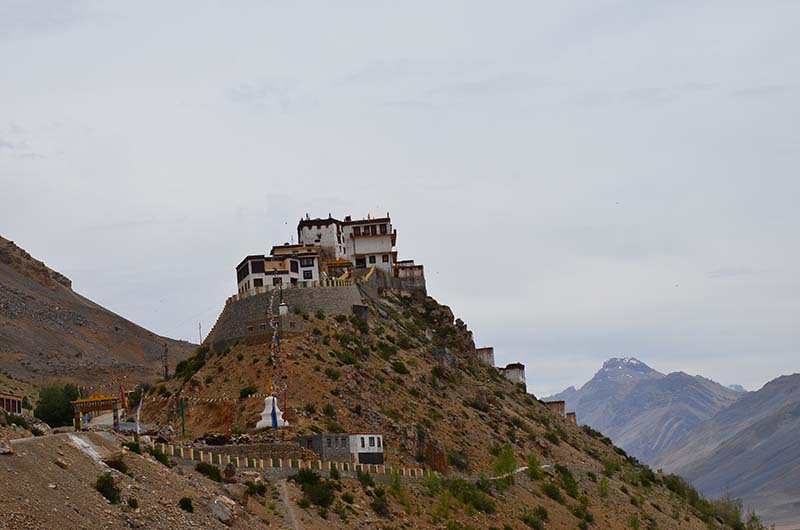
[476,347,495,366]
[349,432,384,465]
[341,214,396,272]
[499,362,526,387]
[297,214,348,262]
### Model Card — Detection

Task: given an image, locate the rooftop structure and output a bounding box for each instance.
[543,400,566,417]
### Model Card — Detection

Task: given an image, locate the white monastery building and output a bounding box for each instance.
[236,212,414,295]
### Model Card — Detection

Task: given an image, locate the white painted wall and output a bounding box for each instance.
[349,433,384,455]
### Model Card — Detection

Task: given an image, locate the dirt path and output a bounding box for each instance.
[278,479,301,530]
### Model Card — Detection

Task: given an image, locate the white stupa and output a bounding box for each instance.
[256,395,288,429]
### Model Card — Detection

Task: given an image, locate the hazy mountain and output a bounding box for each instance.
[727,384,747,393]
[546,357,742,463]
[655,374,800,524]
[0,235,194,386]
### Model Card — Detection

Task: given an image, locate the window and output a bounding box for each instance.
[380,224,387,234]
[361,437,365,448]
[369,225,376,235]
[253,278,263,287]
[247,326,254,332]
[369,256,376,264]
[290,260,299,273]
[303,270,313,280]
[307,440,313,449]
[355,257,366,268]
[300,257,315,267]
[273,277,282,286]
[353,227,361,236]
[382,255,389,263]
[327,437,332,448]
[369,436,375,447]
[250,260,265,274]
[377,437,381,448]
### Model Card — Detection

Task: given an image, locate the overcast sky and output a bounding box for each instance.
[2,1,798,396]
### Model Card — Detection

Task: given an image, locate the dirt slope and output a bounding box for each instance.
[0,235,194,387]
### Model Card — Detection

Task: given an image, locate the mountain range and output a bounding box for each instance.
[549,357,800,525]
[0,235,193,388]
[546,357,742,463]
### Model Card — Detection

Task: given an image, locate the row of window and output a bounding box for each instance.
[325,436,348,448]
[360,436,381,449]
[355,255,391,268]
[352,224,388,237]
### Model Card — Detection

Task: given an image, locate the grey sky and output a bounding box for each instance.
[1,1,798,396]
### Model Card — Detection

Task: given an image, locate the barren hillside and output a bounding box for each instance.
[0,236,194,387]
[139,287,749,529]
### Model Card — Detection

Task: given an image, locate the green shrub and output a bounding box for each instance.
[179,497,194,512]
[370,488,390,517]
[315,309,325,319]
[245,481,267,496]
[349,315,369,334]
[492,446,517,487]
[391,361,409,375]
[195,462,222,482]
[148,447,172,468]
[397,336,413,349]
[239,385,257,399]
[127,497,138,509]
[357,470,375,488]
[304,403,316,414]
[544,430,560,446]
[447,451,470,472]
[289,469,335,507]
[95,472,121,504]
[322,403,336,417]
[541,482,564,503]
[527,454,543,480]
[324,367,340,381]
[341,492,353,504]
[555,464,579,498]
[334,314,347,323]
[521,513,544,530]
[122,441,141,454]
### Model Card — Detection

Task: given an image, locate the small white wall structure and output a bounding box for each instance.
[256,396,289,428]
[349,432,385,464]
[499,363,526,386]
[476,347,495,366]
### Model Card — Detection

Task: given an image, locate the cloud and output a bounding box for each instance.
[228,80,312,113]
[706,268,756,279]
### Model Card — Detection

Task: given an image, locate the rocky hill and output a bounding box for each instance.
[655,374,800,525]
[0,236,194,388]
[546,358,742,463]
[138,288,756,529]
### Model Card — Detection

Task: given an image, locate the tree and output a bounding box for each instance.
[34,384,80,427]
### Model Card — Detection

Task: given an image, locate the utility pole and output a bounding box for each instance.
[161,343,169,380]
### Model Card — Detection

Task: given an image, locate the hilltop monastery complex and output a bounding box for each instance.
[201,212,574,422]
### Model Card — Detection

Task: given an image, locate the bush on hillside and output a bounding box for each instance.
[148,447,172,468]
[178,497,194,512]
[239,385,257,399]
[95,472,121,504]
[34,383,80,427]
[195,462,222,482]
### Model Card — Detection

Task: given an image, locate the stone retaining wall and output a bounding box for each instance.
[205,285,363,351]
